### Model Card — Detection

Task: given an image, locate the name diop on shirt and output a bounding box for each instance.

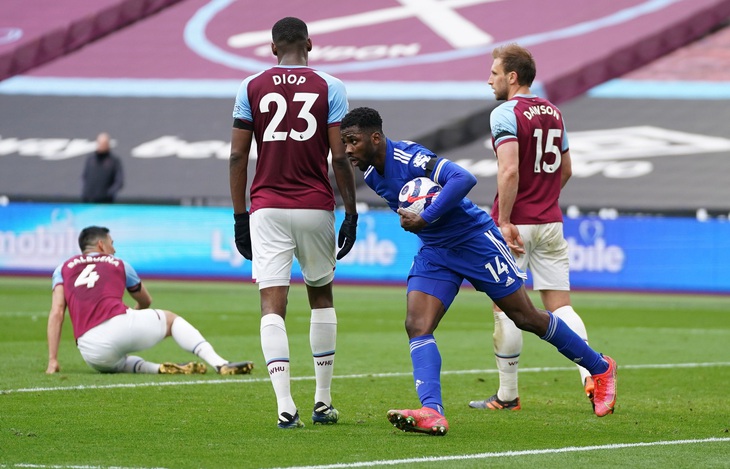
[523,105,560,121]
[66,255,119,269]
[272,73,306,86]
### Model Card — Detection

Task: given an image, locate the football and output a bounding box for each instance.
[398,177,441,215]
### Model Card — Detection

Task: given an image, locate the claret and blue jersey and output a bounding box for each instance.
[363,138,496,247]
[232,64,349,212]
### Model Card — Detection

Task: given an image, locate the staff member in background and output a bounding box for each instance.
[81,132,124,203]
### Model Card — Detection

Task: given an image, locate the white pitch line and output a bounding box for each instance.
[3,362,730,395]
[4,438,729,469]
[267,438,730,469]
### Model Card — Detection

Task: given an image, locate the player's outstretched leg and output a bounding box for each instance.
[553,305,594,405]
[494,287,617,416]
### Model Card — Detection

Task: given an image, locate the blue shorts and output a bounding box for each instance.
[407,227,526,311]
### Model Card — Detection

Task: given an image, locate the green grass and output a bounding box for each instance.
[1,277,729,468]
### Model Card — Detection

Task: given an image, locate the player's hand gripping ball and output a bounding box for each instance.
[398,177,442,215]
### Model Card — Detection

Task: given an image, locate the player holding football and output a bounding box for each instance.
[229,17,358,429]
[340,107,616,436]
[46,226,253,376]
[468,43,595,412]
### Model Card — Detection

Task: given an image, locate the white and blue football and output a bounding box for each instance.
[398,177,441,215]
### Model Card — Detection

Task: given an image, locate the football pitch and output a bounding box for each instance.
[1,277,729,468]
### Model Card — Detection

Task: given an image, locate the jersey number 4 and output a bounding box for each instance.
[533,128,562,173]
[74,264,100,288]
[260,92,318,142]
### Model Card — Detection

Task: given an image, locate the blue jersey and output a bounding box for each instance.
[363,138,496,247]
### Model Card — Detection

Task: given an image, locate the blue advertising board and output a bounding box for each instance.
[1,202,729,293]
[563,216,730,293]
[0,202,416,284]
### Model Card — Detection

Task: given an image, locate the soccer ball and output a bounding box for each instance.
[398,177,441,215]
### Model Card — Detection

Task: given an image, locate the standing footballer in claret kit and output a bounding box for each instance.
[469,43,603,414]
[229,17,358,429]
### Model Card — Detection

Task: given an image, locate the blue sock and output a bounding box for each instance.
[409,334,444,415]
[541,312,608,375]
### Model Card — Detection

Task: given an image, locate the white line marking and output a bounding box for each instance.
[4,438,729,469]
[3,362,729,395]
[0,311,45,318]
[268,438,730,469]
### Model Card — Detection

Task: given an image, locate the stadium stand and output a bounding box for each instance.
[1,0,730,213]
[0,0,184,81]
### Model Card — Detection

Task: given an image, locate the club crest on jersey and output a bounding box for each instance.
[412,152,431,170]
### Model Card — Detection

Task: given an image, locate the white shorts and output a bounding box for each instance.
[513,222,570,291]
[76,308,167,372]
[250,208,336,289]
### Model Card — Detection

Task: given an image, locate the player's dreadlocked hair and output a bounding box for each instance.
[341,107,383,133]
[78,226,110,252]
[272,17,308,44]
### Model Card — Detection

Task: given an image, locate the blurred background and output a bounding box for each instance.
[2,0,730,292]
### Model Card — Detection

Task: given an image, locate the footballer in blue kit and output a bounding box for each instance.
[340,107,617,436]
[360,133,525,306]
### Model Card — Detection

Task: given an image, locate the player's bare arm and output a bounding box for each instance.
[129,283,152,310]
[330,125,359,259]
[329,126,357,215]
[46,285,66,374]
[229,127,253,214]
[560,149,573,189]
[496,141,524,254]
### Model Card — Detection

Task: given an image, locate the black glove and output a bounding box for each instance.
[233,212,252,260]
[336,213,358,260]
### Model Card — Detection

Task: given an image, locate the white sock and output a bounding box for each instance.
[171,317,227,369]
[123,355,160,374]
[261,313,296,417]
[310,307,337,406]
[552,305,591,386]
[493,310,522,402]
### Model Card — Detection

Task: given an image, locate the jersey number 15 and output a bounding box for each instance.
[533,128,562,174]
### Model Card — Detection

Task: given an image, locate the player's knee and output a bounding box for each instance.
[404,315,435,338]
[163,310,179,332]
